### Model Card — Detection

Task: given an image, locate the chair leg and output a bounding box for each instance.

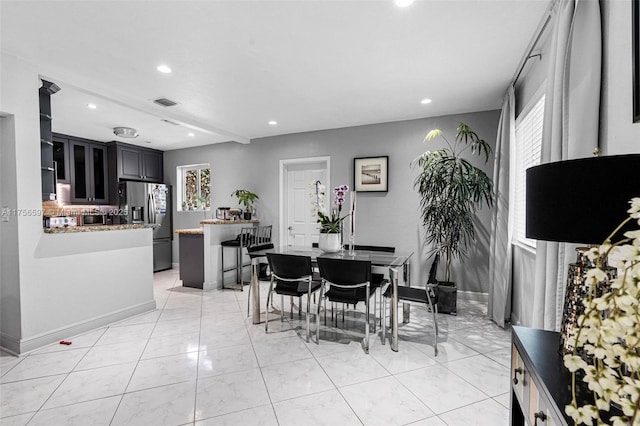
[281,295,285,322]
[306,290,311,342]
[246,277,252,317]
[298,296,302,318]
[290,296,294,319]
[381,295,387,345]
[372,291,377,333]
[236,248,242,290]
[426,288,438,356]
[265,279,273,333]
[364,286,370,354]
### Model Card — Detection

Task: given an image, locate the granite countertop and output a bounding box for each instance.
[43,224,152,233]
[175,228,204,235]
[200,219,260,225]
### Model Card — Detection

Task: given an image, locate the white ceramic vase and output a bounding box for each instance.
[318,232,341,253]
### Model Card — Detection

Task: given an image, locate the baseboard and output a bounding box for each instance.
[171,262,180,270]
[457,290,488,303]
[1,299,157,355]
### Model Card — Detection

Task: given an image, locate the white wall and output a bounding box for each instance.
[0,53,155,354]
[165,110,501,294]
[0,114,22,342]
[600,0,640,154]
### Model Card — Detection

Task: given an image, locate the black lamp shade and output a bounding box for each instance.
[526,155,640,244]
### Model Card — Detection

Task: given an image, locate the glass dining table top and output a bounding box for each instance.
[248,245,413,267]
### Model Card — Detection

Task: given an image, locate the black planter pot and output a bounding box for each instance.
[243,212,252,220]
[437,281,457,315]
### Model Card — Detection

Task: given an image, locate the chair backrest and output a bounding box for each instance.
[427,253,439,284]
[238,226,258,247]
[342,244,395,253]
[254,225,272,245]
[317,257,371,286]
[266,253,312,280]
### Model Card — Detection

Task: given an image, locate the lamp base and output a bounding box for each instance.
[559,247,616,356]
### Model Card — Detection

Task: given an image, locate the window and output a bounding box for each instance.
[514,93,545,249]
[177,164,210,211]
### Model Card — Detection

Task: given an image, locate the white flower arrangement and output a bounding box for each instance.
[564,197,640,425]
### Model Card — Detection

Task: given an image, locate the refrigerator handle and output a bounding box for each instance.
[148,193,155,224]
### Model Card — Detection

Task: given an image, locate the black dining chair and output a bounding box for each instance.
[382,253,439,355]
[342,244,394,324]
[317,257,374,353]
[265,253,322,343]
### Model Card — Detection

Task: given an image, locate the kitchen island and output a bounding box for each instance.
[200,219,259,290]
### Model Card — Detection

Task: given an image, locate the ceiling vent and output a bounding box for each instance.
[153,97,178,107]
[113,127,139,138]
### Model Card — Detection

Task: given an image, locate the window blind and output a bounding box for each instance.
[514,94,545,249]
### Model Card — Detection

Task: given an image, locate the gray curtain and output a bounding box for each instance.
[531,0,601,330]
[488,86,515,327]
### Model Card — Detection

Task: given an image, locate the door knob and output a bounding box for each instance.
[288,226,293,231]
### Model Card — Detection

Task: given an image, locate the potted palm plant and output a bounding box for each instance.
[412,123,494,312]
[232,189,259,219]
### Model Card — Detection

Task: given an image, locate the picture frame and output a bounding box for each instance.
[353,156,388,192]
[634,0,640,122]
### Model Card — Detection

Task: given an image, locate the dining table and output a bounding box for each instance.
[248,245,414,352]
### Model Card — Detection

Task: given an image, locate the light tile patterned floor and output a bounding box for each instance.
[0,269,512,425]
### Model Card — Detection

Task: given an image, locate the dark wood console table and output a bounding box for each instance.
[511,326,622,426]
[511,326,569,426]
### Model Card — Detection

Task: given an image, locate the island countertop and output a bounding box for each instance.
[200,219,259,225]
[43,224,153,233]
[175,228,204,235]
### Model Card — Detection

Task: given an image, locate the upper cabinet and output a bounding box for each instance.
[69,139,109,204]
[107,142,164,183]
[52,134,69,183]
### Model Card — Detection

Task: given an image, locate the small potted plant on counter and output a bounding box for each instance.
[232,189,259,219]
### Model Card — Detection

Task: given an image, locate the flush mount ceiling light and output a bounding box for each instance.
[268,120,278,126]
[87,103,97,109]
[187,132,195,137]
[113,127,139,138]
[157,64,172,74]
[395,0,414,7]
[420,98,432,105]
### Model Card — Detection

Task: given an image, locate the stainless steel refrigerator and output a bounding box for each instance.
[118,181,172,272]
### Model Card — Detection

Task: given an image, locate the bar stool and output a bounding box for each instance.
[221,226,256,290]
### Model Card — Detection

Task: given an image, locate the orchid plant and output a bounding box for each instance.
[563,198,640,426]
[310,181,349,233]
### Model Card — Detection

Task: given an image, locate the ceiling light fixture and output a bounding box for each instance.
[421,98,432,104]
[268,120,278,126]
[395,0,414,7]
[87,103,97,109]
[157,64,172,74]
[113,127,139,138]
[188,132,195,137]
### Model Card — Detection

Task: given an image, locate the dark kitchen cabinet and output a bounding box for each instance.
[107,142,164,183]
[69,140,109,204]
[52,135,69,183]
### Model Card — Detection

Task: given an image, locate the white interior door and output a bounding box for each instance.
[281,159,328,247]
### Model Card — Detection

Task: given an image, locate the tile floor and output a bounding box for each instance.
[0,269,512,426]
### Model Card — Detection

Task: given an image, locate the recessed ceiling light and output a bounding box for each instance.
[188,132,195,137]
[421,98,432,105]
[395,0,414,7]
[268,120,278,126]
[157,64,172,74]
[86,103,97,109]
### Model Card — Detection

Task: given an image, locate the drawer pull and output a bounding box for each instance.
[534,411,547,425]
[512,367,523,385]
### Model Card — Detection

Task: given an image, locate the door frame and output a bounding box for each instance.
[278,156,331,247]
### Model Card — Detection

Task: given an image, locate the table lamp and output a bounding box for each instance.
[525,154,640,354]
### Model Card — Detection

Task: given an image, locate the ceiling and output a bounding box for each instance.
[1,0,550,151]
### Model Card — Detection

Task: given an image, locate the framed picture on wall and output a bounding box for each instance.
[634,0,640,122]
[353,156,388,192]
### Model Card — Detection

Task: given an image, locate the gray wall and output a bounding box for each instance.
[165,110,500,294]
[600,0,640,155]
